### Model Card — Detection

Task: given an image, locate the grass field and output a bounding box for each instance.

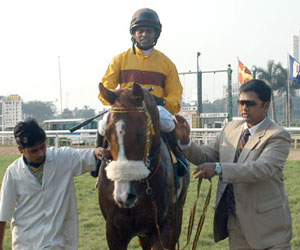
[0,154,299,249]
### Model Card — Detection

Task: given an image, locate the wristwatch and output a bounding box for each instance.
[215,162,222,175]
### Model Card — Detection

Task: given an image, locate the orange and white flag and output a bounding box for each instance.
[238,59,253,84]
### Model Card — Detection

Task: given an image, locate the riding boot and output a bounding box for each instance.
[165,129,190,177]
[90,132,104,178]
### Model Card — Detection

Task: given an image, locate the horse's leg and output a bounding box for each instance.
[137,236,152,250]
[151,224,177,250]
[151,204,181,250]
[106,223,129,250]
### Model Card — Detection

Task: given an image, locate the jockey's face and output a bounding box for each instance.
[133,26,156,49]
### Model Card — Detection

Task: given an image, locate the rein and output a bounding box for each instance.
[148,177,212,250]
[181,177,212,250]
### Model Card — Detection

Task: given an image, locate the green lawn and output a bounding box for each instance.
[0,155,299,249]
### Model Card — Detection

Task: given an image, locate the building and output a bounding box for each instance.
[291,31,300,96]
[291,34,299,61]
[1,95,23,130]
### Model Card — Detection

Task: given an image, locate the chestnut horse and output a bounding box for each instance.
[98,82,190,250]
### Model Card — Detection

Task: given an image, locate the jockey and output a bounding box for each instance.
[97,8,189,177]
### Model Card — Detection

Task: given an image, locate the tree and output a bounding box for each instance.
[73,105,95,118]
[255,60,285,123]
[23,101,55,122]
[61,108,74,119]
[256,61,300,125]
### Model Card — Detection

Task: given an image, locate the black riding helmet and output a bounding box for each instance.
[130,8,162,53]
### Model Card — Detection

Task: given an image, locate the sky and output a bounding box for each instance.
[1,0,299,114]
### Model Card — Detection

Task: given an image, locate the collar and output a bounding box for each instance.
[142,48,153,56]
[23,155,45,168]
[135,46,155,57]
[243,117,266,135]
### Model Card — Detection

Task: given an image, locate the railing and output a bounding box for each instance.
[0,129,97,148]
[1,128,300,149]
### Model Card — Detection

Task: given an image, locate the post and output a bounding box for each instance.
[227,64,233,122]
[55,134,59,148]
[58,56,63,115]
[197,52,202,115]
[287,78,291,127]
[252,66,257,79]
[286,53,291,127]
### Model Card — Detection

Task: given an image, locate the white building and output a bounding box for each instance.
[291,34,299,61]
[1,95,23,130]
[291,31,300,96]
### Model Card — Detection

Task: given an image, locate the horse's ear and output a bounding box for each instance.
[132,83,144,101]
[99,82,118,105]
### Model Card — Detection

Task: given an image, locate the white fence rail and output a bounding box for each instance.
[0,129,97,148]
[1,128,300,149]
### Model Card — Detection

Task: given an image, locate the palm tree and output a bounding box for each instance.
[255,60,285,123]
[274,63,290,124]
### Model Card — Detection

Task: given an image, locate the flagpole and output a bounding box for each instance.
[287,53,291,127]
[237,57,240,84]
[58,56,63,115]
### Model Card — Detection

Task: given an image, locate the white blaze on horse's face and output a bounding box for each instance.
[106,119,150,208]
[114,181,135,208]
[115,120,126,161]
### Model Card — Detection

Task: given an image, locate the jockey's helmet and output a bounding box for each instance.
[130,8,162,44]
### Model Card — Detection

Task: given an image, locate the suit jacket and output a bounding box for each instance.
[183,118,292,249]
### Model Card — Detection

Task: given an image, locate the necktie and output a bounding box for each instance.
[226,128,251,216]
[233,128,251,163]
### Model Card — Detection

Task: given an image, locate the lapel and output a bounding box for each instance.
[238,118,271,162]
[226,122,244,162]
[19,157,42,188]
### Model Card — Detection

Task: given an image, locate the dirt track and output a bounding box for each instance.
[0,146,20,155]
[1,146,299,160]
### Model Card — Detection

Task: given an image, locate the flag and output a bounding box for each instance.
[238,59,253,84]
[289,54,300,83]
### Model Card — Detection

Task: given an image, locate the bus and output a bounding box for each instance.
[42,118,98,145]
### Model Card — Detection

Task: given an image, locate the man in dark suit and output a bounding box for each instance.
[175,79,292,249]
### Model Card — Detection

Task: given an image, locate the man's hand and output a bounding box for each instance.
[94,147,111,160]
[174,114,190,145]
[192,163,217,179]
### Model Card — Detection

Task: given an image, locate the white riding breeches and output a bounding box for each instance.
[157,105,175,132]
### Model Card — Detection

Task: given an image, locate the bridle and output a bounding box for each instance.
[109,101,156,175]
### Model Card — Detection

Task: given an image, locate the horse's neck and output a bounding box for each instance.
[149,137,160,166]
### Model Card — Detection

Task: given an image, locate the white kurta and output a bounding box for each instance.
[0,147,97,250]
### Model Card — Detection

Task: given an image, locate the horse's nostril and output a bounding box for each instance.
[126,193,137,204]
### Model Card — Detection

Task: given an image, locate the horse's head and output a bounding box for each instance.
[99,82,160,208]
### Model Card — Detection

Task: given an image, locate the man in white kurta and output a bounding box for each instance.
[0,118,103,250]
[0,147,97,250]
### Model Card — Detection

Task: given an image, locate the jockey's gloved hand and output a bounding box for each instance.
[153,96,166,106]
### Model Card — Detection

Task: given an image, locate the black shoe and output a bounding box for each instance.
[177,155,190,177]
